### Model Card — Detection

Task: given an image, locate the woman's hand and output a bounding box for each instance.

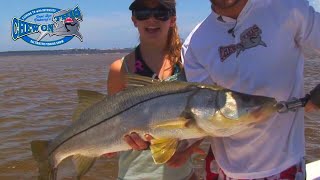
[122,133,206,168]
[124,132,152,150]
[102,132,206,168]
[102,152,118,158]
[102,132,152,158]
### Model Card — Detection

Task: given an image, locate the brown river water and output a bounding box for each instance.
[0,53,319,180]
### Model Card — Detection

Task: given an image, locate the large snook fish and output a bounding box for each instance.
[31,75,278,179]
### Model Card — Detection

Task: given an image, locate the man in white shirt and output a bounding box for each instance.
[178,0,320,179]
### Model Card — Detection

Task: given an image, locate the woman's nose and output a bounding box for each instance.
[146,16,158,22]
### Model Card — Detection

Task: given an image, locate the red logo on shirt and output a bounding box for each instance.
[219,24,267,62]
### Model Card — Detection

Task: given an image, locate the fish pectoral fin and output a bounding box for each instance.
[72,90,106,121]
[152,118,190,129]
[72,155,97,178]
[150,138,179,164]
[124,74,161,88]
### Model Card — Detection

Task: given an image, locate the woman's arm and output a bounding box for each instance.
[107,59,126,95]
[107,57,151,151]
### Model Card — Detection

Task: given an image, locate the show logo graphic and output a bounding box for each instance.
[11,6,83,47]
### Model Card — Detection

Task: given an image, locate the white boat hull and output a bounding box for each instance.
[307,160,320,180]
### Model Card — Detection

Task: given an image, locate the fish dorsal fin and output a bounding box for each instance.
[125,74,225,91]
[72,155,96,179]
[124,74,162,88]
[72,90,106,121]
[150,138,178,164]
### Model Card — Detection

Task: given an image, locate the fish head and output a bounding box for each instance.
[190,88,278,137]
[217,90,278,124]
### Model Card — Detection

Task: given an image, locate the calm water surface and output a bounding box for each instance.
[0,54,319,179]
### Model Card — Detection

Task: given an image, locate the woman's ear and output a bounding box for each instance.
[170,16,176,27]
[132,16,138,27]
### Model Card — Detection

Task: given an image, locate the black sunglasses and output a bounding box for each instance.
[132,8,173,21]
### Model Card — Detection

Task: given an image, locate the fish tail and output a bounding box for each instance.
[31,140,57,180]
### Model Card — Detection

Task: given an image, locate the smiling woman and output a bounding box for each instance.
[106,0,198,179]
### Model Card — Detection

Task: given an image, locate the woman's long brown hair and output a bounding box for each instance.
[166,20,182,67]
[162,0,182,67]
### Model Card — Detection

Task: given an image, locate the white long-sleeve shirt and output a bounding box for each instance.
[182,0,320,178]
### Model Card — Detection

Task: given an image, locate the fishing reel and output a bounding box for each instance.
[276,95,310,113]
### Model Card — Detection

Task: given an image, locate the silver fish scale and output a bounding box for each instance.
[49,84,211,166]
[44,80,277,168]
[48,82,200,155]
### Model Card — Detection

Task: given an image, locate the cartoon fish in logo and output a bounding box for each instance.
[236,24,267,56]
[219,24,267,62]
[37,6,83,42]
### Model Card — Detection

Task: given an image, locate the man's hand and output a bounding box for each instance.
[305,101,319,112]
[310,84,320,107]
[166,139,206,168]
[306,84,320,112]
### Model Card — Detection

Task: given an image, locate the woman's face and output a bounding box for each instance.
[131,0,176,44]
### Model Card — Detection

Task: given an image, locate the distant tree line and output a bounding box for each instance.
[0,48,133,57]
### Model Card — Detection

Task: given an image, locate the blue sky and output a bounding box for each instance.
[1,0,319,52]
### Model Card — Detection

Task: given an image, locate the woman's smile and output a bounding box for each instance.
[145,26,161,34]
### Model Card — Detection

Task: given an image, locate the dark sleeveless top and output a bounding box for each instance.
[133,45,186,81]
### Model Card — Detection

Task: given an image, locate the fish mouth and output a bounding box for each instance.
[248,106,264,118]
[248,102,276,120]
